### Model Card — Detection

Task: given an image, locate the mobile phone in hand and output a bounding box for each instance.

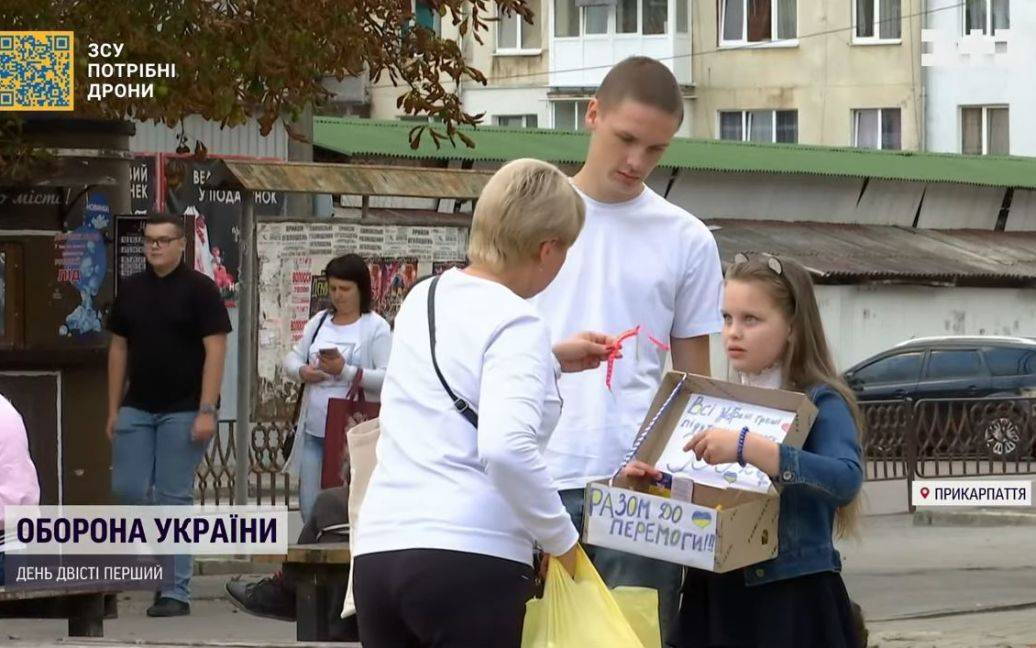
[318,346,342,359]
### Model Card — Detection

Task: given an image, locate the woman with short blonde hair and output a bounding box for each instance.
[354,159,611,648]
[467,158,585,272]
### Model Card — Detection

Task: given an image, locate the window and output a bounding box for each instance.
[853,108,901,150]
[926,350,985,380]
[495,114,539,128]
[553,100,589,130]
[962,106,1009,155]
[721,0,797,45]
[555,0,674,36]
[855,352,924,384]
[498,0,542,51]
[983,348,1036,376]
[719,110,797,143]
[617,0,638,33]
[964,0,1009,36]
[555,0,580,36]
[584,4,609,34]
[676,0,688,32]
[644,0,668,34]
[855,0,901,41]
[415,0,442,35]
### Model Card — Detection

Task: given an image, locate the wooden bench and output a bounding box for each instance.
[256,542,355,642]
[0,587,118,637]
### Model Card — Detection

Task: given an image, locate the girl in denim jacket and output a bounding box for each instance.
[627,253,864,647]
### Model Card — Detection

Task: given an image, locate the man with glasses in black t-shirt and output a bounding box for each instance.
[106,214,232,617]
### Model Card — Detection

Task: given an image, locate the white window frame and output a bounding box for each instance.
[717,109,797,143]
[962,0,1009,37]
[551,100,590,130]
[494,114,539,128]
[961,105,1009,155]
[852,0,902,44]
[719,0,798,49]
[496,2,544,55]
[852,108,901,150]
[552,0,676,38]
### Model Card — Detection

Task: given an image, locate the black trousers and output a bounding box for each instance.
[354,548,536,648]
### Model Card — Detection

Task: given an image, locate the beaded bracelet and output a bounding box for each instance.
[736,426,750,467]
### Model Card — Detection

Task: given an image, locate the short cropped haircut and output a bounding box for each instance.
[596,56,683,122]
[467,159,585,272]
[325,253,373,313]
[145,214,186,237]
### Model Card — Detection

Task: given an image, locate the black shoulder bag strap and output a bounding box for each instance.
[284,309,333,461]
[427,274,479,428]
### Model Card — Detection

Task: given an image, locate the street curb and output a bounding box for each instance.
[870,599,1036,623]
[913,508,1036,527]
[193,557,274,576]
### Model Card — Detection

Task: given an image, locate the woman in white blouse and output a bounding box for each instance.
[283,254,391,522]
[354,159,613,648]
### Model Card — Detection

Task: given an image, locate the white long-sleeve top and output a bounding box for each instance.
[282,310,392,476]
[354,269,578,565]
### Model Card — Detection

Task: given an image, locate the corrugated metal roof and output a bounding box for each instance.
[211,160,492,198]
[314,117,1036,190]
[709,220,1036,287]
[131,116,290,159]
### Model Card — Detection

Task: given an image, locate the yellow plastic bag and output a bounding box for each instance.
[613,587,662,648]
[522,547,647,648]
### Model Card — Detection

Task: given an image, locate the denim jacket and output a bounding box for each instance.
[744,384,864,587]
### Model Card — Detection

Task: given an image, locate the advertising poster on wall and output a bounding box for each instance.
[163,156,284,308]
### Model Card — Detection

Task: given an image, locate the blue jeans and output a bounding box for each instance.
[561,488,684,645]
[111,406,208,604]
[298,432,325,523]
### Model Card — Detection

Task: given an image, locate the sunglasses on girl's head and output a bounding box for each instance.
[733,252,783,276]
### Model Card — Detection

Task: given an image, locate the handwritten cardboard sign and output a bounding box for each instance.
[584,483,718,571]
[655,394,797,494]
[581,372,817,572]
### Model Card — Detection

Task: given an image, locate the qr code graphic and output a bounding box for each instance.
[0,31,75,111]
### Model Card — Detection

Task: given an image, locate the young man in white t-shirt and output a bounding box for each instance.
[532,56,724,639]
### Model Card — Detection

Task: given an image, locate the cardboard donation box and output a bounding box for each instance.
[582,372,817,573]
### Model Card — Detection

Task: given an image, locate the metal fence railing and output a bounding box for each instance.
[858,399,914,482]
[195,397,1036,508]
[912,396,1036,478]
[194,419,296,508]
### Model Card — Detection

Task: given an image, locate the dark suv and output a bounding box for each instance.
[844,336,1036,401]
[844,336,1036,456]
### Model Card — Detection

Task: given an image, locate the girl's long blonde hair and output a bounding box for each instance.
[726,254,864,538]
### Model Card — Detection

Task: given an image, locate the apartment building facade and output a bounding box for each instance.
[924,0,1036,156]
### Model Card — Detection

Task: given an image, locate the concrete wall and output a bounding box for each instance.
[461,85,551,128]
[690,0,923,148]
[924,0,1036,155]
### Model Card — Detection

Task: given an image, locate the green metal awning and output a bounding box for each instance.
[315,116,1036,190]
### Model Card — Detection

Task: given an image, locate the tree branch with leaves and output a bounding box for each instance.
[0,0,533,179]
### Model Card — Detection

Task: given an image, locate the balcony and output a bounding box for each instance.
[549,0,692,87]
